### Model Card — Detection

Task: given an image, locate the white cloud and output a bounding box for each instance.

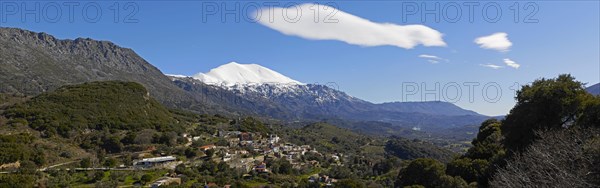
[503,58,520,69]
[418,54,448,63]
[474,32,512,52]
[255,3,446,49]
[418,54,442,60]
[480,64,503,69]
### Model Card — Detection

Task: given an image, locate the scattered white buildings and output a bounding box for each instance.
[268,134,280,144]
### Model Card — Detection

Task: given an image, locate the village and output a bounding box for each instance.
[133,130,343,187]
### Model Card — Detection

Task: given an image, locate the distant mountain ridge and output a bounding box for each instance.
[378,101,480,116]
[586,83,600,95]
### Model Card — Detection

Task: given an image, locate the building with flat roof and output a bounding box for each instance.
[133,156,177,168]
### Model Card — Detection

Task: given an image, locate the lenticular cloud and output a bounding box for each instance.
[255,3,447,49]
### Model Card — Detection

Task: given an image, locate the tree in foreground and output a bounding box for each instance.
[501,74,592,152]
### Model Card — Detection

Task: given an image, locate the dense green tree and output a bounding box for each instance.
[395,158,446,187]
[101,135,124,153]
[373,157,399,175]
[198,160,218,175]
[578,96,600,127]
[442,119,505,186]
[121,132,136,145]
[502,74,591,151]
[175,164,191,175]
[464,119,505,160]
[438,175,469,188]
[204,149,215,158]
[156,132,178,146]
[270,159,293,175]
[185,147,198,158]
[446,158,489,184]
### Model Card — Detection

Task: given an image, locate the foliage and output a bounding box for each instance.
[385,137,455,162]
[464,119,504,160]
[578,95,600,127]
[446,158,489,184]
[395,158,447,187]
[284,123,370,153]
[327,165,354,179]
[4,81,181,137]
[0,174,36,188]
[238,116,269,133]
[501,74,592,151]
[0,133,45,165]
[268,158,293,175]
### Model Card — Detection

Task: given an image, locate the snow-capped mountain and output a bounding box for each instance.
[172,62,364,103]
[192,62,303,86]
[167,62,489,130]
[168,62,371,117]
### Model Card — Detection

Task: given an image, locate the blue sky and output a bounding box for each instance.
[1,1,598,116]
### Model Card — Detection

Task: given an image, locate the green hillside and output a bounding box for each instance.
[4,81,181,137]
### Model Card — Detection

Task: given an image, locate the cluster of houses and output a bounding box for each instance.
[131,130,340,187]
[195,131,323,173]
[136,131,326,172]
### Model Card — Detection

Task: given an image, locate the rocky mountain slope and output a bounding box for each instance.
[0,27,210,111]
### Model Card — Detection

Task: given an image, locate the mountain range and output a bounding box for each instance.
[586,83,600,95]
[169,61,489,131]
[0,27,503,135]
